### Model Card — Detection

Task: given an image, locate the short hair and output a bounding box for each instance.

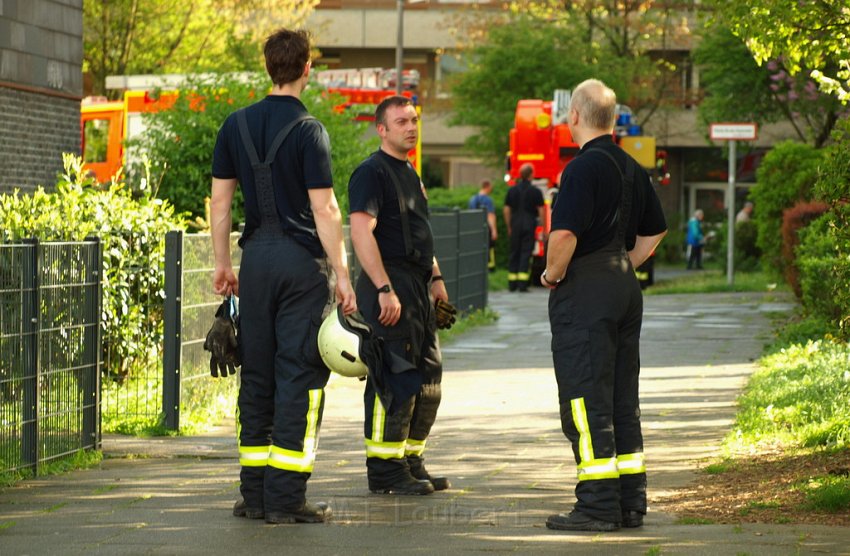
[570,78,617,130]
[519,163,534,180]
[375,95,414,127]
[480,179,492,189]
[264,29,311,87]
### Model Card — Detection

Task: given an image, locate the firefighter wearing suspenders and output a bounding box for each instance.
[541,79,667,532]
[503,163,546,292]
[348,96,451,495]
[210,29,356,524]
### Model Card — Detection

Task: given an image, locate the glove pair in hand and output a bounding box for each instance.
[434,298,458,330]
[203,295,240,378]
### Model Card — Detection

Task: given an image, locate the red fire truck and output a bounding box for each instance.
[81,71,421,184]
[505,89,659,286]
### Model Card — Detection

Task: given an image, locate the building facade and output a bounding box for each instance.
[0,0,83,193]
[306,0,800,229]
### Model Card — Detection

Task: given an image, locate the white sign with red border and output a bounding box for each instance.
[710,123,758,141]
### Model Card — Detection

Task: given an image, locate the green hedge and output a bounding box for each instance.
[786,119,850,337]
[749,141,823,275]
[0,155,184,423]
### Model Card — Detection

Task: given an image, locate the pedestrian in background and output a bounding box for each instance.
[686,209,705,270]
[469,178,498,271]
[210,28,356,525]
[736,201,753,224]
[503,163,545,291]
[348,95,451,496]
[541,78,667,532]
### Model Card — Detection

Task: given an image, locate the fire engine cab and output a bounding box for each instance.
[505,89,658,286]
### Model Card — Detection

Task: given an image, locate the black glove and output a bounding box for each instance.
[434,298,458,330]
[203,296,240,378]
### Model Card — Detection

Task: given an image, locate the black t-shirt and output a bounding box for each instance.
[551,134,667,259]
[504,180,545,228]
[211,95,333,257]
[348,150,434,271]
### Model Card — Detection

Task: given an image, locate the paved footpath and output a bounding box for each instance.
[3,288,850,555]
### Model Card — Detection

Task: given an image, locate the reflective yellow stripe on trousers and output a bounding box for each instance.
[237,404,270,467]
[267,389,323,473]
[571,397,619,481]
[365,396,405,459]
[617,452,646,475]
[404,438,426,457]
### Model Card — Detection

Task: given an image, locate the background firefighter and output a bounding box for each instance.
[503,163,545,291]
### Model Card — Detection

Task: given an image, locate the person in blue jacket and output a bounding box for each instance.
[686,209,705,270]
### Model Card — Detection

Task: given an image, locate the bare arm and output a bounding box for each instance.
[487,212,498,241]
[503,205,512,236]
[350,211,401,326]
[540,229,577,288]
[430,257,448,303]
[211,177,238,295]
[308,187,357,315]
[628,231,667,269]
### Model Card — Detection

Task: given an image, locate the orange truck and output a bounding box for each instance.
[81,74,420,184]
[505,89,658,286]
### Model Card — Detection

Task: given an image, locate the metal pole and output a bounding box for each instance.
[727,140,736,286]
[395,0,404,95]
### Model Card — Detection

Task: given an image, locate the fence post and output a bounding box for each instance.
[162,230,183,431]
[21,238,39,472]
[82,236,102,450]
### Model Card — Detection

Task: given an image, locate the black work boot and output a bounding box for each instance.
[233,498,264,519]
[265,501,332,524]
[621,510,644,528]
[407,455,451,491]
[546,510,620,532]
[508,280,517,292]
[369,473,435,495]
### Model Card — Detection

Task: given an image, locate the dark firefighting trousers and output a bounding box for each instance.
[548,148,647,523]
[237,233,333,513]
[356,261,443,484]
[548,244,647,523]
[508,222,535,287]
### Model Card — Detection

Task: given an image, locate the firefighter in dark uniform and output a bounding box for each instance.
[540,79,667,532]
[503,163,545,291]
[348,95,450,495]
[210,28,356,524]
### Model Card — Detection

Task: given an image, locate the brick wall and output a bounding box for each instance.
[0,0,83,193]
[0,87,80,191]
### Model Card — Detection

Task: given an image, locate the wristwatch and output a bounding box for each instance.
[377,284,392,294]
[542,269,563,286]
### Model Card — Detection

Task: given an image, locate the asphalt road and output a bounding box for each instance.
[3,287,849,555]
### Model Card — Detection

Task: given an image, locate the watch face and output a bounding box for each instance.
[378,284,391,293]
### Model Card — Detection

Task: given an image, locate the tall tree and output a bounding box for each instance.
[83,0,319,98]
[703,0,850,103]
[695,24,846,148]
[448,0,694,163]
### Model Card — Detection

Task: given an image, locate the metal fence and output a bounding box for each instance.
[0,212,488,463]
[162,231,241,431]
[0,239,101,475]
[162,209,488,430]
[431,209,489,312]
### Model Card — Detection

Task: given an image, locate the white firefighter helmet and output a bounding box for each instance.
[317,305,370,378]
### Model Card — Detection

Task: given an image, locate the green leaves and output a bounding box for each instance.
[703,0,850,104]
[131,73,377,222]
[0,154,184,387]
